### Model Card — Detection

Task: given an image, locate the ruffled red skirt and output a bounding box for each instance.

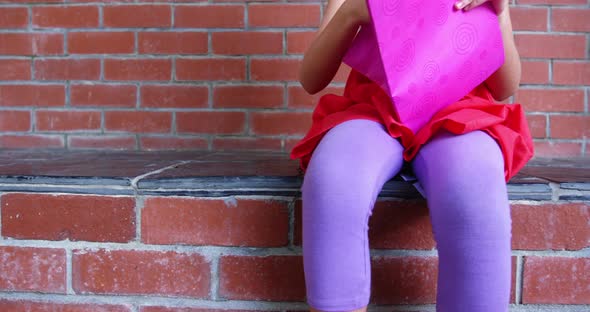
[289,69,534,182]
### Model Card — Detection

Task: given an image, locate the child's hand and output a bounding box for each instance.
[454,0,508,15]
[343,0,371,25]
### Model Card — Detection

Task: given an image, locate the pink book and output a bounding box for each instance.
[343,0,505,133]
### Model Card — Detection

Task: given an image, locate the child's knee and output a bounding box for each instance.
[415,131,511,236]
[456,131,505,176]
[301,166,378,227]
[414,131,506,191]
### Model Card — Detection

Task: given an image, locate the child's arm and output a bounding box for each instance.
[483,7,521,101]
[298,0,369,94]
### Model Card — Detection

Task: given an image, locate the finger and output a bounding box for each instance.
[454,0,471,9]
[464,0,485,10]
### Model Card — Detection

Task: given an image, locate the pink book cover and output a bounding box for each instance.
[343,0,505,133]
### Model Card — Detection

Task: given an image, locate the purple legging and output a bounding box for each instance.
[301,119,511,312]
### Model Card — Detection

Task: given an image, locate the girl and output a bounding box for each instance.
[289,0,534,311]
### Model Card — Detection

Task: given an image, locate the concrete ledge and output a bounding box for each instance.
[0,150,587,201]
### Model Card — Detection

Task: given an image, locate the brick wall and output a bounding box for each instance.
[0,192,589,310]
[0,0,587,156]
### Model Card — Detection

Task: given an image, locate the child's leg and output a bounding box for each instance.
[411,130,511,312]
[302,119,405,312]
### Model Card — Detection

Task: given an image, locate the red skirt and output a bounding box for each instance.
[289,69,535,182]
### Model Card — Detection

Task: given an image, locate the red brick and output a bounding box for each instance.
[140,136,208,150]
[0,111,30,131]
[525,114,546,139]
[553,61,590,86]
[510,7,547,31]
[251,58,300,81]
[219,256,305,301]
[139,32,208,54]
[176,58,246,81]
[212,137,282,151]
[35,110,101,131]
[0,7,28,28]
[0,85,65,107]
[212,32,282,54]
[1,193,135,242]
[511,257,517,303]
[514,88,584,112]
[293,199,435,248]
[0,134,64,148]
[287,31,314,54]
[0,59,31,80]
[32,5,98,28]
[35,59,100,80]
[293,199,302,247]
[520,60,549,85]
[213,85,283,108]
[250,111,311,135]
[69,135,137,149]
[249,4,320,27]
[22,109,83,135]
[104,59,171,81]
[254,61,348,83]
[523,257,590,304]
[0,300,130,312]
[68,32,134,54]
[0,33,63,55]
[371,257,438,304]
[287,85,344,108]
[176,111,246,134]
[285,137,302,153]
[104,111,172,133]
[0,246,65,292]
[369,200,435,249]
[552,8,590,32]
[141,85,208,108]
[142,197,289,247]
[71,84,136,108]
[550,115,589,139]
[512,203,590,250]
[72,249,210,297]
[175,5,244,28]
[515,34,586,59]
[104,5,171,28]
[533,141,582,157]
